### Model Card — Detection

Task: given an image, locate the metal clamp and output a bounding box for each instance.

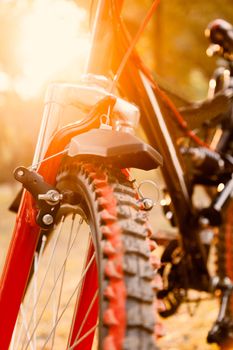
[14,166,62,229]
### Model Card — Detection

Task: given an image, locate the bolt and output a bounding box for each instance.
[211,276,220,291]
[223,277,233,288]
[17,169,25,177]
[141,198,154,211]
[166,211,173,220]
[42,214,53,226]
[199,216,210,227]
[218,159,225,170]
[38,190,63,205]
[50,191,61,202]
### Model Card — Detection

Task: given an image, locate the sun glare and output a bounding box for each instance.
[15,0,90,99]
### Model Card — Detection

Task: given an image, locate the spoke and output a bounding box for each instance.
[24,217,84,350]
[52,260,57,343]
[20,305,34,350]
[40,253,96,350]
[70,289,98,346]
[21,219,65,350]
[37,235,47,267]
[10,321,17,350]
[14,236,47,350]
[33,252,38,349]
[68,323,98,350]
[50,216,75,349]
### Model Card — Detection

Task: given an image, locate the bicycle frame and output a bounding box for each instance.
[0,0,229,348]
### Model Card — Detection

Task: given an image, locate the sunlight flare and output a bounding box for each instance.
[16,0,90,99]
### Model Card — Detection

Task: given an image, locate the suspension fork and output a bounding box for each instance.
[0,192,41,348]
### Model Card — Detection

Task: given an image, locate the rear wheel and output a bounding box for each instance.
[208,198,233,348]
[10,160,158,350]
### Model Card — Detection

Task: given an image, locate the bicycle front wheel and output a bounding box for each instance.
[11,160,157,350]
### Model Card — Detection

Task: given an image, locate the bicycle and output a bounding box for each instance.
[0,1,164,349]
[0,1,232,350]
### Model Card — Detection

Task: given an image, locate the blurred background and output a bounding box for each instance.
[0,1,232,349]
[0,0,232,181]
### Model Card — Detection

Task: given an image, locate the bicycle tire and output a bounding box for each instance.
[10,159,158,350]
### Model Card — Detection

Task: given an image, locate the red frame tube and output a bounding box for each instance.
[0,115,100,349]
[68,244,98,349]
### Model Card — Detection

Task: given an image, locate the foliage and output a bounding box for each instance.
[125,0,233,100]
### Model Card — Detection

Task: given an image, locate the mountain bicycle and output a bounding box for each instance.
[0,1,232,350]
[0,1,164,349]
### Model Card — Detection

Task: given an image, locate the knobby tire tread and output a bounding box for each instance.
[56,159,158,350]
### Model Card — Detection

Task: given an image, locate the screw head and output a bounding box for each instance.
[199,216,210,227]
[51,192,60,202]
[42,214,53,225]
[223,277,232,288]
[218,159,224,169]
[49,190,63,202]
[211,276,220,290]
[142,198,154,211]
[17,169,25,177]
